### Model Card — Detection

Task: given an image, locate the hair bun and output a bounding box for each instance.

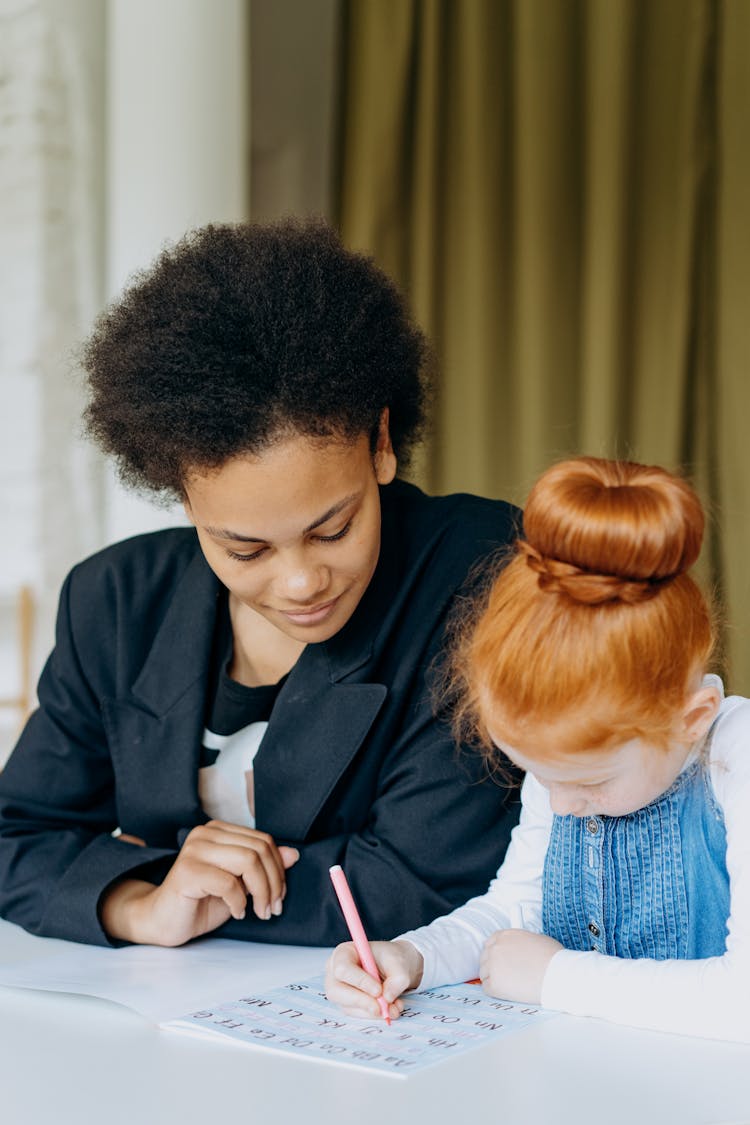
[520,541,668,605]
[521,457,704,603]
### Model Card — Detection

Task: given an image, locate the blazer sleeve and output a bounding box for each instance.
[0,570,175,945]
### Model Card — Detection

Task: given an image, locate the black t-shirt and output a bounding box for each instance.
[198,592,286,825]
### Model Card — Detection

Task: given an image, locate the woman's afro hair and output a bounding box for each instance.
[82,217,431,498]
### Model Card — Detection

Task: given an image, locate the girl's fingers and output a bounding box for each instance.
[326,979,384,1018]
[324,978,405,1021]
[328,944,382,997]
[324,943,411,1022]
[325,941,419,1021]
[338,1000,402,1021]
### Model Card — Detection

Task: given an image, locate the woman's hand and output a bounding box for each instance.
[479,929,563,1005]
[325,939,424,1020]
[101,820,299,946]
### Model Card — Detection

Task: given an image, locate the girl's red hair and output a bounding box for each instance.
[456,457,715,761]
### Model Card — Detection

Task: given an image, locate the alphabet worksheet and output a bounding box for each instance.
[161,975,557,1076]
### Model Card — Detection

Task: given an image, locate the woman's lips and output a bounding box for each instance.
[276,595,341,626]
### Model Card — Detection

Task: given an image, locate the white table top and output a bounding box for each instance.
[1,918,749,1125]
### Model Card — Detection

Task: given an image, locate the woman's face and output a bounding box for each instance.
[183,423,397,645]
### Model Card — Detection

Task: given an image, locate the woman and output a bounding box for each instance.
[0,219,519,948]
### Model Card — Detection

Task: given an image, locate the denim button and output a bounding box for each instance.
[588,921,600,937]
[586,818,599,835]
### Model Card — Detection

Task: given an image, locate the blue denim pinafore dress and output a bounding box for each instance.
[542,750,730,959]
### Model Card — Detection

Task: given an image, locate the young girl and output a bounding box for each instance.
[326,456,750,1044]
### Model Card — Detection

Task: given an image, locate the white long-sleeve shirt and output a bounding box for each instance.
[399,691,750,1044]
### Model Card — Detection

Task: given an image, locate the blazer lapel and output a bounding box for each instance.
[130,549,221,716]
[253,651,387,841]
[104,549,221,844]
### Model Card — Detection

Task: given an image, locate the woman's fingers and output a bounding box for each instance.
[180,822,293,920]
[102,824,297,945]
[279,845,300,869]
[182,860,249,921]
[117,821,302,943]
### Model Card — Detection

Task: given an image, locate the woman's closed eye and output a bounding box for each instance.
[225,520,353,562]
[226,546,268,562]
[313,520,353,544]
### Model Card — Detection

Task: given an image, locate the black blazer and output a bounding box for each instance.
[0,480,521,946]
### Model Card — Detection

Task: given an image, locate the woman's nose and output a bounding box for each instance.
[275,559,329,602]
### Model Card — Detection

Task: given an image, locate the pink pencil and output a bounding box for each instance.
[329,864,391,1025]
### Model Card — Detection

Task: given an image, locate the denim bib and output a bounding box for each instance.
[542,752,730,959]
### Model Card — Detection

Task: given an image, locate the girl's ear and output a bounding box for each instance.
[679,684,722,743]
[374,408,397,485]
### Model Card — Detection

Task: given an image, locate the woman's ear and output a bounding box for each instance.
[679,684,722,743]
[374,408,397,485]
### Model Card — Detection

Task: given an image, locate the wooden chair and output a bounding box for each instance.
[0,586,35,755]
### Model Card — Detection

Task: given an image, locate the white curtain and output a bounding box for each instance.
[0,0,106,760]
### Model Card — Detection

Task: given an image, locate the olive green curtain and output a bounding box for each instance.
[334,0,750,688]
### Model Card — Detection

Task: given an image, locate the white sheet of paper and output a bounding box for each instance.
[162,974,557,1076]
[0,929,327,1023]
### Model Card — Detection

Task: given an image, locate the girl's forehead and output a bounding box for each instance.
[495,736,643,783]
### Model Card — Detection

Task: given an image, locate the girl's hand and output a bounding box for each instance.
[479,929,563,1005]
[101,820,299,946]
[325,939,424,1020]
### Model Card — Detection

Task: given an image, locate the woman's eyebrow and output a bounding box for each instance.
[204,492,361,543]
[302,492,360,534]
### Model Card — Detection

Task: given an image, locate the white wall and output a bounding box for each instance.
[105,0,250,540]
[0,0,107,760]
[0,0,338,764]
[0,0,250,762]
